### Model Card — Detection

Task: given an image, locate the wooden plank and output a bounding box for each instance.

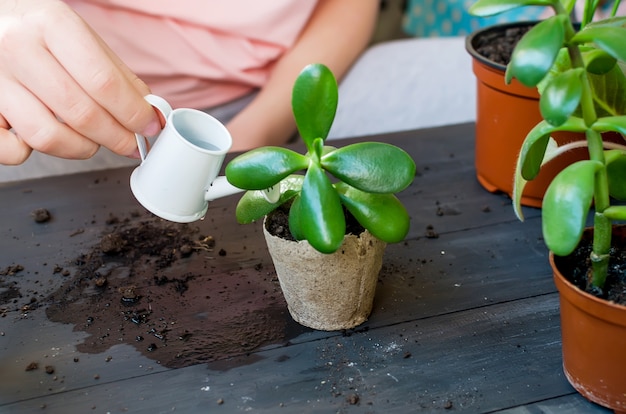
[495,393,611,413]
[3,294,575,413]
[0,209,554,405]
[1,123,598,413]
[372,124,541,240]
[371,217,555,327]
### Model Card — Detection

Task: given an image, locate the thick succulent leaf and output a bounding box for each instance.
[539,69,584,126]
[322,142,416,193]
[287,195,305,241]
[605,150,626,200]
[588,64,626,117]
[602,205,626,221]
[468,0,557,16]
[585,16,626,29]
[584,48,617,75]
[234,176,303,224]
[572,26,626,63]
[540,46,626,118]
[536,47,569,101]
[505,15,567,87]
[542,160,602,256]
[592,115,626,134]
[298,162,345,254]
[518,118,587,181]
[226,147,309,190]
[335,183,410,243]
[291,64,338,151]
[513,136,559,221]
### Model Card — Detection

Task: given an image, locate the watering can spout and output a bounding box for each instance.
[206,176,280,204]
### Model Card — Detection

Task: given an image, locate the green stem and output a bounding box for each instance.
[592,212,611,288]
[566,27,611,290]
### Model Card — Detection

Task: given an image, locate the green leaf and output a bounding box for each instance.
[336,183,410,243]
[468,0,557,16]
[517,118,587,181]
[226,147,309,190]
[505,15,567,87]
[592,115,626,134]
[292,64,338,151]
[542,160,602,256]
[298,163,345,253]
[585,16,626,29]
[602,205,626,221]
[513,136,559,221]
[588,65,626,117]
[234,175,303,224]
[572,26,626,63]
[537,46,626,118]
[322,142,416,193]
[605,149,626,200]
[584,48,617,75]
[288,195,305,241]
[539,69,584,126]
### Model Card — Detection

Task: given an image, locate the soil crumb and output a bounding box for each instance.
[31,208,51,223]
[46,213,307,368]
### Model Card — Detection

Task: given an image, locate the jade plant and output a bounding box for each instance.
[470,0,626,292]
[225,63,416,254]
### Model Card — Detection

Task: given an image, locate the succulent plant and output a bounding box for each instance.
[470,0,626,291]
[225,63,416,254]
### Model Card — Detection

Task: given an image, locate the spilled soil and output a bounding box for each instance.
[45,213,308,368]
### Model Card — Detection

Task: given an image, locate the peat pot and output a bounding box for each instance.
[263,220,386,331]
[466,22,598,208]
[551,228,626,413]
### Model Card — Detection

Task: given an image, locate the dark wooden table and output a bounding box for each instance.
[0,123,612,413]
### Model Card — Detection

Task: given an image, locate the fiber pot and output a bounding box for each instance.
[466,22,594,208]
[550,228,626,413]
[263,221,386,331]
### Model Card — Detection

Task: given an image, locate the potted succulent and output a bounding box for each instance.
[465,4,623,207]
[225,63,416,331]
[471,0,626,411]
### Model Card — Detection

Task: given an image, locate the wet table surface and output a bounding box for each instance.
[0,123,613,413]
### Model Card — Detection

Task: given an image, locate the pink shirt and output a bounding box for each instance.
[65,0,319,109]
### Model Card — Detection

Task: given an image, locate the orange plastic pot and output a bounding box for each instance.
[466,23,592,208]
[551,228,626,413]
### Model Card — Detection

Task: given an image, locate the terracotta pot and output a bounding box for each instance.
[466,22,596,208]
[263,221,386,331]
[550,232,626,413]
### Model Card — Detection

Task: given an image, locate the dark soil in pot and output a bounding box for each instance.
[471,24,532,66]
[264,202,365,241]
[553,228,626,305]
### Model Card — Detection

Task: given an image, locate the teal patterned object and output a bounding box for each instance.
[403,0,545,37]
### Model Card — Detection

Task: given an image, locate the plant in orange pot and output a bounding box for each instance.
[470,0,626,411]
[465,4,624,207]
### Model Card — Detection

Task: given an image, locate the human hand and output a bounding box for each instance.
[0,0,161,165]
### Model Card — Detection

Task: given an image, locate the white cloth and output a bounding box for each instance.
[329,36,475,139]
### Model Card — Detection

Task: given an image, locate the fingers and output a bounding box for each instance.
[43,11,162,147]
[0,115,32,165]
[0,1,160,162]
[5,41,130,156]
[0,76,100,160]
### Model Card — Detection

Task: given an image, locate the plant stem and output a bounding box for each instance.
[567,26,611,289]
